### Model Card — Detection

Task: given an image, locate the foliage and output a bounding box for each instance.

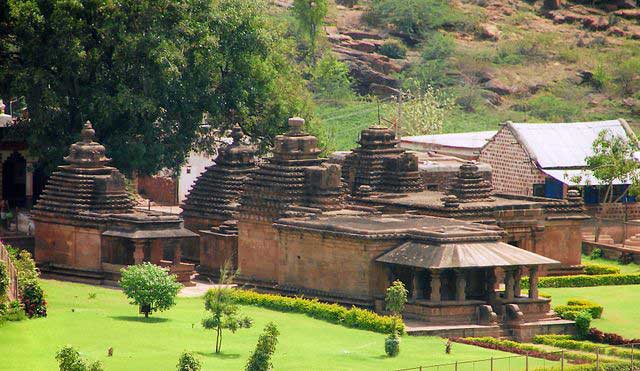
[385,332,401,357]
[421,32,455,61]
[56,345,104,371]
[555,304,602,320]
[402,32,456,87]
[493,33,556,65]
[533,335,640,359]
[612,57,640,96]
[202,263,253,353]
[574,311,593,338]
[310,54,354,101]
[590,248,604,260]
[522,273,640,288]
[176,351,202,371]
[21,280,47,318]
[119,263,182,318]
[292,0,328,64]
[586,327,640,346]
[229,289,404,334]
[584,263,620,275]
[0,262,8,302]
[525,93,584,122]
[363,0,459,39]
[385,280,408,317]
[399,84,455,136]
[245,322,279,371]
[1,300,26,322]
[7,247,38,290]
[2,0,312,175]
[378,40,407,59]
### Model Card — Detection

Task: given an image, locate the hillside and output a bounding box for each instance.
[279,0,640,151]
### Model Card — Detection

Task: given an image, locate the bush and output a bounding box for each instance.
[119,262,182,318]
[555,298,603,319]
[7,247,38,289]
[1,300,26,322]
[310,54,354,101]
[0,262,9,302]
[525,93,584,122]
[245,322,279,371]
[612,57,640,96]
[583,263,620,275]
[586,328,640,346]
[177,351,201,371]
[385,333,401,357]
[574,311,592,338]
[534,335,640,360]
[229,290,403,334]
[589,248,603,260]
[493,34,556,65]
[20,281,47,318]
[421,32,455,61]
[364,0,457,39]
[521,272,640,288]
[378,40,407,59]
[56,346,103,371]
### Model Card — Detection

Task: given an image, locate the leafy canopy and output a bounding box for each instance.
[1,0,312,175]
[119,263,182,318]
[385,280,408,317]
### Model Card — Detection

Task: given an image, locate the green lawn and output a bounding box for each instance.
[545,285,640,339]
[582,254,640,274]
[0,279,549,371]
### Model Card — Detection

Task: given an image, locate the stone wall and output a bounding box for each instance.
[35,222,102,271]
[479,125,546,196]
[137,175,177,206]
[199,229,238,276]
[237,218,281,284]
[276,229,394,301]
[0,243,18,301]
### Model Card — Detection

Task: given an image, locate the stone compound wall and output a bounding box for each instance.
[237,218,281,284]
[137,175,177,206]
[34,222,102,271]
[479,125,546,196]
[275,229,394,301]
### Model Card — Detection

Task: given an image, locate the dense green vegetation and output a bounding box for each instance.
[0,280,547,370]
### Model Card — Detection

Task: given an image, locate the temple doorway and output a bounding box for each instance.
[2,151,26,207]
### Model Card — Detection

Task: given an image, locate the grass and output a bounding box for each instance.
[545,285,640,339]
[582,254,640,274]
[0,279,549,371]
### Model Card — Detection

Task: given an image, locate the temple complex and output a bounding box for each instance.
[33,122,198,284]
[346,127,588,276]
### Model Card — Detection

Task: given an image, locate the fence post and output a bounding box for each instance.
[561,350,565,371]
[526,353,529,371]
[632,343,634,371]
[455,361,458,371]
[596,347,600,371]
[490,357,493,371]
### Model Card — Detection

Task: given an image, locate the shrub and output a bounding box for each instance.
[2,300,26,322]
[20,281,47,318]
[612,56,640,96]
[525,93,584,122]
[0,262,9,302]
[574,311,592,338]
[56,346,103,371]
[555,299,603,319]
[583,263,620,275]
[378,40,407,59]
[586,328,640,346]
[399,83,455,135]
[493,33,556,65]
[245,322,279,371]
[385,332,401,357]
[589,248,604,260]
[521,272,640,288]
[7,247,38,289]
[421,32,455,61]
[310,54,354,101]
[229,290,403,334]
[177,351,201,371]
[534,335,640,360]
[364,0,456,39]
[119,262,182,318]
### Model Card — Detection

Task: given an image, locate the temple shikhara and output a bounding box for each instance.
[33,122,198,284]
[34,118,588,340]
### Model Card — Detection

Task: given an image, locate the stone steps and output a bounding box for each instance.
[582,233,615,244]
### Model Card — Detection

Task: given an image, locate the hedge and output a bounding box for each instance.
[533,335,638,360]
[229,290,403,334]
[522,273,640,288]
[555,304,603,319]
[583,263,620,275]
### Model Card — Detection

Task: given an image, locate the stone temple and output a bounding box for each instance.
[184,118,580,340]
[33,122,198,284]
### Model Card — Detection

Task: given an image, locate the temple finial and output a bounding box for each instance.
[231,124,244,144]
[81,120,96,143]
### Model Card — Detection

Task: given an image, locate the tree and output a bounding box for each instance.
[119,263,182,318]
[56,346,103,371]
[572,129,640,242]
[292,0,328,64]
[176,351,202,371]
[245,322,280,371]
[395,83,454,137]
[384,280,407,357]
[201,263,253,353]
[1,0,312,175]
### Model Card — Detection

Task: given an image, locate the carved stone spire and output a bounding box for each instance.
[64,121,111,168]
[447,161,493,203]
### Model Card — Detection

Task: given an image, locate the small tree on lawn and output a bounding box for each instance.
[176,351,202,371]
[245,322,280,371]
[56,345,103,371]
[202,262,253,353]
[119,262,182,318]
[384,280,408,357]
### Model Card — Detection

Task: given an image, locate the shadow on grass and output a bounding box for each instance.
[109,315,170,323]
[194,351,241,359]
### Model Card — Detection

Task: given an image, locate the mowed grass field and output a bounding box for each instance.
[0,279,549,371]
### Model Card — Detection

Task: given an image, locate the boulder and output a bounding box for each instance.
[328,33,353,44]
[341,29,384,40]
[478,23,501,41]
[543,0,562,11]
[614,9,640,20]
[368,83,401,97]
[483,79,515,96]
[582,16,610,31]
[481,90,503,106]
[341,40,378,53]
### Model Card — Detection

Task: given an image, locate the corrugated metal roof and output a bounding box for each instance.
[401,131,497,149]
[376,241,559,269]
[509,120,629,169]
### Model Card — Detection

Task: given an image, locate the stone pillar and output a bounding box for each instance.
[505,268,515,300]
[455,269,467,302]
[173,245,182,265]
[429,269,441,302]
[486,267,497,301]
[412,269,423,300]
[133,240,145,264]
[514,267,523,298]
[528,266,539,299]
[25,161,34,208]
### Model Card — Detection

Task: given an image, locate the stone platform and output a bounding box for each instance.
[405,319,575,341]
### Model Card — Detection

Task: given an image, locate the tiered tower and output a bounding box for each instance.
[342,126,423,195]
[237,117,343,283]
[447,161,494,203]
[32,121,135,223]
[181,124,257,231]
